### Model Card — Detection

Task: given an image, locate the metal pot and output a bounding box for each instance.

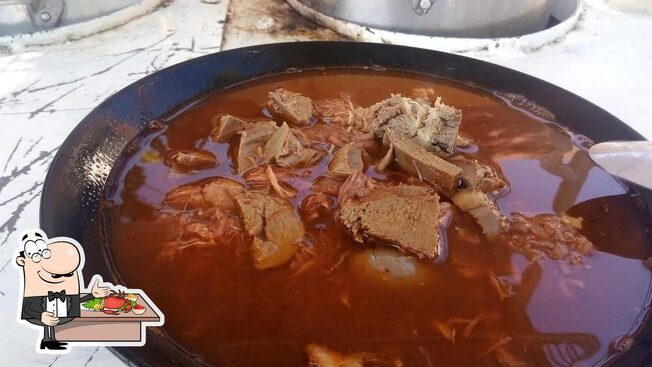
[0,0,145,36]
[294,0,554,38]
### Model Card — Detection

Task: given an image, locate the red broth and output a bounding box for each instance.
[102,69,652,366]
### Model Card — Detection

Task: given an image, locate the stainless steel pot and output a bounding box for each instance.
[294,0,554,38]
[0,0,144,36]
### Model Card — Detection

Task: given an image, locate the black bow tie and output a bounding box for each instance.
[47,290,66,302]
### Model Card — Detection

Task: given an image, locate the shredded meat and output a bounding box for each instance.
[265,165,297,198]
[303,123,368,147]
[159,179,246,258]
[503,213,594,264]
[337,172,379,205]
[315,93,358,127]
[306,344,370,367]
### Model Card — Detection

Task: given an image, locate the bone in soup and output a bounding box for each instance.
[102,69,652,366]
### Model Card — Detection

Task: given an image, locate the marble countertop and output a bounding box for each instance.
[0,0,650,365]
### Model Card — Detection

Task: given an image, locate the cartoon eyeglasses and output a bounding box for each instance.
[24,239,51,263]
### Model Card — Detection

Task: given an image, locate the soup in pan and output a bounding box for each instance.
[102,69,652,366]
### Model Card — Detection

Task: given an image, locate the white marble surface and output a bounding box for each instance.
[0,0,650,366]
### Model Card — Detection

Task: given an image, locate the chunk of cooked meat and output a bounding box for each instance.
[351,94,404,132]
[237,121,278,174]
[164,149,218,173]
[235,192,305,269]
[503,213,594,264]
[384,132,463,195]
[211,114,246,143]
[328,143,364,178]
[306,344,370,367]
[411,95,462,155]
[267,88,314,126]
[353,94,462,155]
[451,190,505,239]
[263,122,298,161]
[339,184,442,260]
[165,177,244,210]
[450,157,507,193]
[237,121,321,174]
[264,122,322,168]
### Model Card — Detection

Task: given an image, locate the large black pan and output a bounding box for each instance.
[40,42,652,366]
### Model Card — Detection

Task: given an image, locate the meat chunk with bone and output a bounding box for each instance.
[235,192,305,269]
[267,88,314,126]
[339,184,443,260]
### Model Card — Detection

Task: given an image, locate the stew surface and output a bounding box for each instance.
[102,69,652,366]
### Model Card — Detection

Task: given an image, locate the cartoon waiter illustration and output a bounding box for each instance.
[14,228,164,354]
[15,229,112,350]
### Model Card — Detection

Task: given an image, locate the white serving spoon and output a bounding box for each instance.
[588,141,652,190]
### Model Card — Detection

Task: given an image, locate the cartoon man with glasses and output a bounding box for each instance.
[15,229,111,350]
